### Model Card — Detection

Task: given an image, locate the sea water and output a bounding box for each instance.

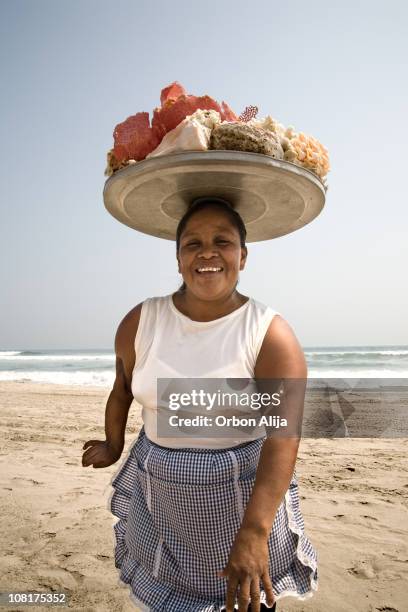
[0,346,407,387]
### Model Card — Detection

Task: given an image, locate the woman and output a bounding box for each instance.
[82,198,318,612]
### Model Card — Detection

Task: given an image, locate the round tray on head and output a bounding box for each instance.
[103,150,327,242]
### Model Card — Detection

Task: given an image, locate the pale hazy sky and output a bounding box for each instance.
[1,0,407,349]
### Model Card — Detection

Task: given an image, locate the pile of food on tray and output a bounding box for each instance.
[104,82,330,184]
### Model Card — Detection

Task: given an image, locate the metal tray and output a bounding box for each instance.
[103,150,326,242]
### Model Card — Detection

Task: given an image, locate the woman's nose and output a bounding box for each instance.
[197,243,219,256]
[198,247,219,257]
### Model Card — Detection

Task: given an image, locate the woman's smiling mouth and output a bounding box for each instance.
[195,266,224,275]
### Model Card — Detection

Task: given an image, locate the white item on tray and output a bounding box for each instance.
[146,109,221,159]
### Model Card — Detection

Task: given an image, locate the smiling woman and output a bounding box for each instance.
[85,197,318,611]
[175,197,248,299]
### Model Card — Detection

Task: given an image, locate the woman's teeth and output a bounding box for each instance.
[196,267,223,273]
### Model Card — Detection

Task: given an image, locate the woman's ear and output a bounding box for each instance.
[240,246,248,270]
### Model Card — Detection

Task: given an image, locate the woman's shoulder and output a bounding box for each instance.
[249,296,301,341]
[137,293,170,307]
[114,295,168,378]
[117,294,169,329]
[248,296,282,321]
[121,294,169,316]
[115,301,144,354]
[250,298,307,377]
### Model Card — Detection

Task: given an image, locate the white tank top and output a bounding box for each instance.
[131,293,280,449]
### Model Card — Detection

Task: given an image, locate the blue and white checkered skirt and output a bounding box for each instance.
[108,426,318,611]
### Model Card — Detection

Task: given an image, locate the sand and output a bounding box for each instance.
[0,380,407,612]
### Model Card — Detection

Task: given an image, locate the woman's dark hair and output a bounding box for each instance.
[175,197,247,292]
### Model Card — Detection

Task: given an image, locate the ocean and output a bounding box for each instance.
[0,346,407,387]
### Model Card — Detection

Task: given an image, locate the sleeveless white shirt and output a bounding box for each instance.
[131,293,280,449]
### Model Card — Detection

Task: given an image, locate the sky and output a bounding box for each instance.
[0,0,407,350]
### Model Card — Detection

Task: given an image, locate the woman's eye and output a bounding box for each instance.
[184,239,229,247]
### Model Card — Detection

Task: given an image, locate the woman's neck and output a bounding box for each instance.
[172,290,249,322]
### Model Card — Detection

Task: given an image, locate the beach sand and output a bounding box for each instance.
[1,380,407,612]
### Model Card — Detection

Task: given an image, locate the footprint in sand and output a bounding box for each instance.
[349,556,404,582]
[57,490,85,502]
[347,560,376,579]
[11,477,43,485]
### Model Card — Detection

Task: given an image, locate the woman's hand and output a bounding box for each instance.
[81,440,121,468]
[218,527,275,612]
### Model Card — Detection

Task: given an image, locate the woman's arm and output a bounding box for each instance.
[220,314,307,612]
[82,303,142,468]
[103,357,135,457]
[240,314,307,534]
[105,303,142,455]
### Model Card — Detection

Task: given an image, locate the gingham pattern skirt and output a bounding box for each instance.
[108,426,318,611]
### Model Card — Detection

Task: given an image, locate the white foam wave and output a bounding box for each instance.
[0,354,114,362]
[0,350,22,356]
[0,370,114,387]
[306,350,408,357]
[1,368,407,386]
[309,368,408,378]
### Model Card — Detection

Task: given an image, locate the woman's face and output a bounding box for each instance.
[177,207,247,300]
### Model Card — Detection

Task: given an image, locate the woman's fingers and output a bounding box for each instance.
[237,575,251,611]
[225,573,239,612]
[261,571,275,607]
[249,577,262,612]
[82,450,98,466]
[82,440,119,468]
[82,440,101,450]
[224,571,273,612]
[225,573,266,612]
[82,443,104,466]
